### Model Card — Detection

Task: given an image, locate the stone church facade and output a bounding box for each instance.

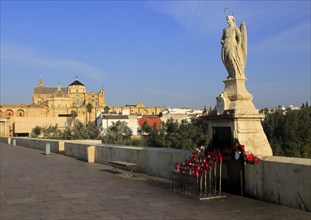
[33,78,105,109]
[0,78,106,136]
[0,78,164,136]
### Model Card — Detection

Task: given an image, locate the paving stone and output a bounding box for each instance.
[1,143,310,220]
[6,196,37,204]
[61,192,90,199]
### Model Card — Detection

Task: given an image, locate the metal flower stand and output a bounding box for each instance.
[171,160,225,200]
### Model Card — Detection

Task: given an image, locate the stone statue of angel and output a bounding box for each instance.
[221,16,247,79]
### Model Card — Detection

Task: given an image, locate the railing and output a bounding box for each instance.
[171,159,223,199]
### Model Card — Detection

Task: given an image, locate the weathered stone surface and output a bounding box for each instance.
[221,16,247,79]
[245,156,311,211]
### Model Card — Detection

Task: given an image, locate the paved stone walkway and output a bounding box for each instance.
[1,142,310,220]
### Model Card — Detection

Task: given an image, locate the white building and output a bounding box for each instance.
[96,111,140,135]
[159,108,203,123]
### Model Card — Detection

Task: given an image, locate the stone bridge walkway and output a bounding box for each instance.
[1,143,310,220]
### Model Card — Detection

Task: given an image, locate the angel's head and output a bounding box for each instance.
[226,16,236,26]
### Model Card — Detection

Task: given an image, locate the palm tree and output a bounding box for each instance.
[86,103,93,123]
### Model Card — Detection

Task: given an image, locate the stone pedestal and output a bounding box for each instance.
[209,78,273,157]
[221,78,258,115]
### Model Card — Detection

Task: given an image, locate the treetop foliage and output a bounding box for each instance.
[101,121,133,145]
[262,107,311,158]
[144,116,209,150]
[30,121,100,140]
[30,107,310,159]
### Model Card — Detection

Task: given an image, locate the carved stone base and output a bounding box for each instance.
[207,114,273,157]
[223,78,253,101]
[233,115,272,156]
[220,78,259,115]
[210,77,273,157]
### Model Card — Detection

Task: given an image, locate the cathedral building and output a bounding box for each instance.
[0,78,106,136]
[0,77,166,137]
[33,78,105,109]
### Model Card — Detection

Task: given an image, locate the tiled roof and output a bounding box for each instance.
[50,89,69,98]
[138,116,161,130]
[34,87,67,94]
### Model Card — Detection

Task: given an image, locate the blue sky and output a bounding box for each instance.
[1,1,310,109]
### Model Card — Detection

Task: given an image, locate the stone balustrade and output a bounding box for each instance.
[2,137,60,153]
[95,144,190,177]
[245,156,310,211]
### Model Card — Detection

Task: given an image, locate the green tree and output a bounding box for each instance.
[262,107,311,158]
[144,116,209,150]
[164,118,181,148]
[141,121,152,134]
[61,127,73,140]
[145,125,166,148]
[71,121,90,139]
[166,118,179,133]
[104,106,110,114]
[261,107,270,116]
[30,121,100,140]
[30,125,42,138]
[86,122,100,139]
[42,124,62,139]
[101,121,133,145]
[70,110,78,118]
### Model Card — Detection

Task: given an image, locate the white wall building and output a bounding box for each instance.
[160,108,203,123]
[96,112,139,135]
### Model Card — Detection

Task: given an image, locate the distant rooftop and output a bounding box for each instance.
[68,79,85,86]
[34,87,67,94]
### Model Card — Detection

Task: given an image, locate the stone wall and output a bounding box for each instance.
[9,137,60,153]
[95,144,190,178]
[0,136,10,144]
[63,140,101,161]
[245,156,311,211]
[62,142,191,178]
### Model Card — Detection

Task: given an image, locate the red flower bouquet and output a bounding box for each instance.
[243,152,260,166]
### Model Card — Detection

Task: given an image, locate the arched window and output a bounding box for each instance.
[5,109,14,117]
[37,97,44,105]
[75,97,81,106]
[17,109,25,117]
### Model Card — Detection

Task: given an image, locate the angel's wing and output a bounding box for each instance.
[239,22,247,68]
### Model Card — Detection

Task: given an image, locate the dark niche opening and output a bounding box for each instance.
[211,127,244,196]
[212,127,232,151]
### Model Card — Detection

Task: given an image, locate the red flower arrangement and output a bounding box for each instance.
[243,152,260,166]
[174,144,260,178]
[233,142,260,166]
[174,146,223,177]
[233,143,245,152]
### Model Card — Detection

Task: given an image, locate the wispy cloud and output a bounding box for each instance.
[146,1,225,34]
[147,1,310,38]
[146,1,287,34]
[1,44,105,80]
[251,22,310,53]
